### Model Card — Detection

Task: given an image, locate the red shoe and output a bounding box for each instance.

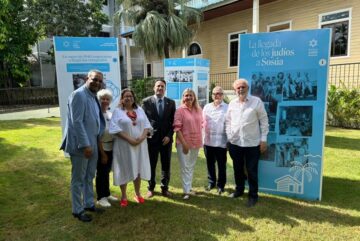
[120,199,128,207]
[134,195,145,204]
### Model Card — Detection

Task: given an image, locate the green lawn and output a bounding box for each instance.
[0,119,359,241]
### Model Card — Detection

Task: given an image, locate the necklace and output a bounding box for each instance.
[126,110,137,126]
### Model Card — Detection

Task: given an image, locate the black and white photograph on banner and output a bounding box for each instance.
[264,96,281,132]
[279,106,313,136]
[250,72,282,131]
[275,138,309,167]
[72,74,87,90]
[260,132,276,162]
[250,72,284,102]
[282,70,318,101]
[166,70,194,82]
[197,85,207,108]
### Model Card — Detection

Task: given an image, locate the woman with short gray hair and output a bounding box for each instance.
[96,89,118,207]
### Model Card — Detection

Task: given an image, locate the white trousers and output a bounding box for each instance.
[176,144,200,194]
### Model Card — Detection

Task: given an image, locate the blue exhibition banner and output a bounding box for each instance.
[54,37,121,146]
[239,29,331,200]
[164,58,210,107]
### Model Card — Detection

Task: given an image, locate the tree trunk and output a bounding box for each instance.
[164,41,170,58]
[0,61,13,105]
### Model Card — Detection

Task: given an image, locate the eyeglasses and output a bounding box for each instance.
[90,77,103,83]
[212,92,223,96]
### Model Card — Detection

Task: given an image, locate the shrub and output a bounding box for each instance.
[129,77,156,104]
[327,84,360,129]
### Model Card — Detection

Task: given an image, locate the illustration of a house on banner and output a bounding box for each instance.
[274,160,319,194]
[275,175,302,193]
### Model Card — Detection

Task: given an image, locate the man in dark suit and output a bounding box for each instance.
[60,70,105,222]
[142,79,176,198]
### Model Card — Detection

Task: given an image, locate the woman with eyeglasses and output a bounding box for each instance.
[109,89,152,207]
[173,88,203,200]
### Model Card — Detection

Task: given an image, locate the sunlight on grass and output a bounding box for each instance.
[0,118,359,241]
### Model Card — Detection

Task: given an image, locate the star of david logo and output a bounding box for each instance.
[309,39,317,48]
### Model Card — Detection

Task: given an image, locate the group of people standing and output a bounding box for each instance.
[61,69,269,222]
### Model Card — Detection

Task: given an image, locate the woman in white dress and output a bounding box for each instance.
[109,89,152,207]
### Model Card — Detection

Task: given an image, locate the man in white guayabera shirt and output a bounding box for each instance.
[203,86,228,195]
[225,79,269,207]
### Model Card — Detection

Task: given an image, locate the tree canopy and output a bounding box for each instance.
[116,0,202,58]
[0,0,109,88]
[0,0,39,88]
[28,0,108,37]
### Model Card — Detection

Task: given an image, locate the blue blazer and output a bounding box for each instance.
[60,85,105,156]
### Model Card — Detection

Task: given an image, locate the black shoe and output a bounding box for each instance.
[84,206,105,213]
[247,198,258,207]
[161,190,173,198]
[217,188,225,195]
[229,191,244,198]
[72,211,92,222]
[205,185,215,191]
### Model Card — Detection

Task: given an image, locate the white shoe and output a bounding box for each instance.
[183,194,190,200]
[107,195,118,201]
[97,197,111,207]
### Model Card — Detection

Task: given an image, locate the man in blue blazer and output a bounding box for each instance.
[60,70,106,222]
[142,79,176,198]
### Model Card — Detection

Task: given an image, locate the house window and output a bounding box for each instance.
[187,43,202,56]
[267,21,292,32]
[146,64,152,77]
[319,9,351,57]
[228,31,246,67]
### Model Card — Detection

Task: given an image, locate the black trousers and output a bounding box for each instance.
[203,145,227,189]
[148,143,172,191]
[95,150,113,200]
[229,144,260,199]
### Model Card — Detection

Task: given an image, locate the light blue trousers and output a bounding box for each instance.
[70,150,97,214]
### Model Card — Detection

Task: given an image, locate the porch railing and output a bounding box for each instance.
[329,62,360,88]
[0,87,58,106]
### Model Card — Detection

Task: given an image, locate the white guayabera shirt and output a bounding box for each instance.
[225,95,269,147]
[203,101,228,148]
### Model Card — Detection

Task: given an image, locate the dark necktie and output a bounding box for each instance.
[158,99,163,118]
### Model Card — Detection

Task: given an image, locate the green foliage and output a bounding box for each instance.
[129,77,156,104]
[327,84,360,129]
[28,0,108,37]
[116,0,202,58]
[0,0,40,88]
[208,82,216,103]
[0,0,109,88]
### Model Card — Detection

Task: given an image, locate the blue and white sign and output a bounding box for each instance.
[54,37,121,136]
[164,58,210,107]
[239,29,331,200]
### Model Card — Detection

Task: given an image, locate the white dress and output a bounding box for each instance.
[109,106,152,185]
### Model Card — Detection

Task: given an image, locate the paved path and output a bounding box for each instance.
[0,107,60,120]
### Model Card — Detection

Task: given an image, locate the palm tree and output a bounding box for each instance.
[289,160,318,194]
[116,0,202,58]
